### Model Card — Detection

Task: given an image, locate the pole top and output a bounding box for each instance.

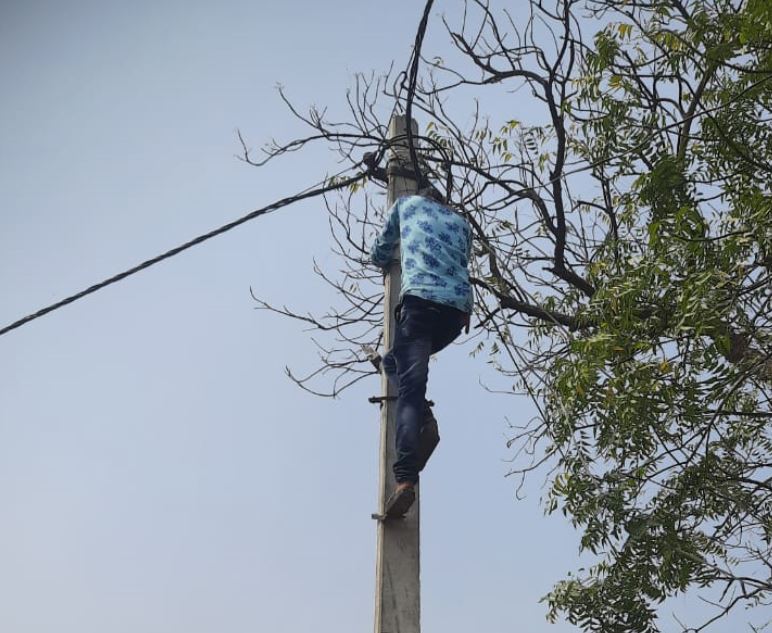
[387,115,421,187]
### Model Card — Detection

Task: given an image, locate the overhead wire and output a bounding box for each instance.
[0,167,364,338]
[404,0,436,192]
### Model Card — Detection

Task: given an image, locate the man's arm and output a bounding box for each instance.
[465,220,473,265]
[463,221,473,332]
[369,199,401,268]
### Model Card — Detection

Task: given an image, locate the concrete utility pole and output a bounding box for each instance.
[374,114,421,633]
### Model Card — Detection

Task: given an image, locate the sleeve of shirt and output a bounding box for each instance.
[465,221,473,264]
[465,222,474,313]
[369,199,401,268]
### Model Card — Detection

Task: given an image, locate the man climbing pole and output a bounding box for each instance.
[370,184,473,517]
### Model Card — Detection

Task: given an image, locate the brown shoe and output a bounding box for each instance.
[385,482,416,518]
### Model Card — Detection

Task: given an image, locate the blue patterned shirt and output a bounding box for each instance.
[370,195,473,313]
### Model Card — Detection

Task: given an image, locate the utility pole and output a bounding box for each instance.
[374,114,421,633]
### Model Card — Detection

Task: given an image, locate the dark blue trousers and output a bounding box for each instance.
[382,294,465,484]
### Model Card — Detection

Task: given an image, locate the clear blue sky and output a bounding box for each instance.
[0,2,586,632]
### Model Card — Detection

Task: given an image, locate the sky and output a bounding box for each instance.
[0,2,595,632]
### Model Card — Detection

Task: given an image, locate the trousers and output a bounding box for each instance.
[382,294,465,483]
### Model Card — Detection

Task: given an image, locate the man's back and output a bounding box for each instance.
[370,195,472,314]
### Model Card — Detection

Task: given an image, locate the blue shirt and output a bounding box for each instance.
[370,195,473,313]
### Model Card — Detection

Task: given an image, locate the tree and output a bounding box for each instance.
[244,1,771,631]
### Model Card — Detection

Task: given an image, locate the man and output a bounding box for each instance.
[370,186,473,517]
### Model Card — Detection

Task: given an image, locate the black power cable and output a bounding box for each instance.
[0,172,365,338]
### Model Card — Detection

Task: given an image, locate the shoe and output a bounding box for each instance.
[385,482,416,518]
[417,402,440,472]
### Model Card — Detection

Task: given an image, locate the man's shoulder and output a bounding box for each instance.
[395,194,423,208]
[397,195,461,219]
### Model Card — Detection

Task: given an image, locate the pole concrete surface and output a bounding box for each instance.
[374,114,420,633]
